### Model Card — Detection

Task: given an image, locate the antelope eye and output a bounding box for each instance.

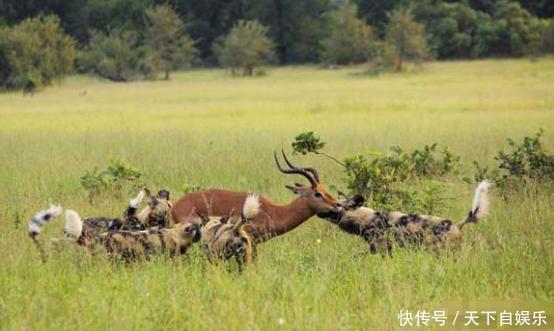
[314,192,322,198]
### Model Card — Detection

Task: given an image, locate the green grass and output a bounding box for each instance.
[0,58,553,330]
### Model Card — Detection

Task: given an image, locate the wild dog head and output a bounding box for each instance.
[200,195,259,269]
[137,188,173,228]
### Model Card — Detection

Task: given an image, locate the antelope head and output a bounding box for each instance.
[274,150,341,213]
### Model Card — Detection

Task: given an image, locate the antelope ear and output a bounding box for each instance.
[285,185,308,197]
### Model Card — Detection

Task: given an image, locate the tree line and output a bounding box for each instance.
[1,0,553,91]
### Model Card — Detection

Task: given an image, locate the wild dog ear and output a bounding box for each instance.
[351,195,365,207]
[157,189,170,200]
[145,188,158,207]
[196,212,210,225]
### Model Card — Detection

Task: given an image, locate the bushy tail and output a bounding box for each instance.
[28,205,63,242]
[459,180,492,230]
[64,209,84,238]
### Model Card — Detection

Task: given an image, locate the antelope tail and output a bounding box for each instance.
[235,195,260,230]
[458,180,492,230]
[28,205,63,242]
[64,209,84,238]
[242,195,260,221]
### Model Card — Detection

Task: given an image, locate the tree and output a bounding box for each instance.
[213,20,275,76]
[0,15,76,91]
[321,4,377,64]
[383,7,428,71]
[78,30,139,82]
[145,4,197,80]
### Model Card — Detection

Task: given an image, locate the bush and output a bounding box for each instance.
[80,157,144,202]
[321,4,377,65]
[468,129,554,194]
[0,15,76,92]
[291,131,459,212]
[213,20,275,76]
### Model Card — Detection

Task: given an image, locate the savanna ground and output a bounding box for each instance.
[0,58,553,330]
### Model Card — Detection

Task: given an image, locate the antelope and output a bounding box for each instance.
[199,195,260,269]
[317,181,492,255]
[170,151,342,243]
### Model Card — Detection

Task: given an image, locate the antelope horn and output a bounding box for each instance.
[274,151,318,188]
[281,149,320,184]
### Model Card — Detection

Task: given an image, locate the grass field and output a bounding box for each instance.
[0,58,553,330]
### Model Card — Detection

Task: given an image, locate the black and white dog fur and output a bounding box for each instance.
[317,181,491,255]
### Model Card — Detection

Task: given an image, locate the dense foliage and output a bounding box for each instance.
[0,0,553,89]
[0,15,76,91]
[79,5,196,81]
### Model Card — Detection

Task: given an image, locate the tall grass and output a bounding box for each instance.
[0,58,553,330]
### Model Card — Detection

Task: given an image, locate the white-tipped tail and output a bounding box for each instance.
[242,195,261,220]
[64,209,83,238]
[471,180,491,220]
[129,190,145,208]
[28,204,63,235]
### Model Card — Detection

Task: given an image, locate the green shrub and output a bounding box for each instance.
[291,131,459,212]
[80,158,144,203]
[292,132,325,155]
[468,129,553,195]
[0,15,76,91]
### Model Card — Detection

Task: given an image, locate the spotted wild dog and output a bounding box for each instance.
[136,189,173,228]
[317,181,491,255]
[64,208,201,261]
[61,188,173,248]
[199,195,259,269]
[60,190,147,248]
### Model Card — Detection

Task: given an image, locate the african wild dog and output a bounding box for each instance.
[199,195,259,269]
[136,189,173,228]
[64,208,201,261]
[62,189,173,248]
[60,190,146,248]
[317,181,491,255]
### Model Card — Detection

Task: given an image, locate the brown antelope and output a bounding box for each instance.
[170,151,342,243]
